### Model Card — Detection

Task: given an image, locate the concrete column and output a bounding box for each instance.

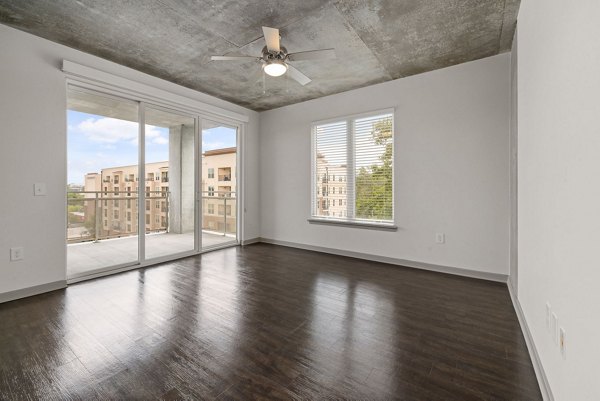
[169,124,195,234]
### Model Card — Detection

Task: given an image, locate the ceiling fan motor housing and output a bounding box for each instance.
[262,45,288,63]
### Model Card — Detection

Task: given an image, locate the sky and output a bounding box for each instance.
[67,110,236,185]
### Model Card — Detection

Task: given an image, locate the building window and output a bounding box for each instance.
[146,200,150,211]
[145,214,150,225]
[114,175,119,184]
[208,204,214,214]
[208,168,214,179]
[156,201,160,209]
[127,211,131,221]
[114,210,119,219]
[208,186,215,196]
[127,199,131,209]
[114,199,119,207]
[312,110,394,224]
[104,209,107,217]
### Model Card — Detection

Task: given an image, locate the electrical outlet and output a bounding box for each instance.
[559,327,566,358]
[551,313,558,345]
[10,247,24,261]
[435,233,445,244]
[546,303,552,331]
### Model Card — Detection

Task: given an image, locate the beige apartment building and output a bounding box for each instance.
[79,148,236,241]
[84,161,169,239]
[201,147,237,234]
[315,152,348,218]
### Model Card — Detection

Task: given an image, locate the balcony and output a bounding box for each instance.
[67,191,237,278]
[218,175,231,182]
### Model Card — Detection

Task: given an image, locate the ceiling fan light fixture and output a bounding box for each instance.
[263,60,287,77]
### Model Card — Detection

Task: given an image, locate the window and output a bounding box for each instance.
[208,186,215,196]
[208,168,214,179]
[114,210,119,219]
[146,200,150,211]
[156,201,160,209]
[311,110,394,226]
[127,211,131,221]
[208,204,214,214]
[145,214,150,225]
[114,175,119,184]
[114,199,119,207]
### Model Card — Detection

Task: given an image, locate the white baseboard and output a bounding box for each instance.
[507,278,554,401]
[241,237,261,246]
[0,280,67,304]
[258,237,508,282]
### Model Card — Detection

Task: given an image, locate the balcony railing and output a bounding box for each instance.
[218,175,231,182]
[201,191,236,236]
[67,190,237,244]
[67,191,169,244]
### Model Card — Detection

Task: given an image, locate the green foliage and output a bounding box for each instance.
[355,118,393,220]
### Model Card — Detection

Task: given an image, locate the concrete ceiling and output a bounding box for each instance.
[0,0,519,111]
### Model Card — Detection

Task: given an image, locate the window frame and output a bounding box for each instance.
[309,108,397,231]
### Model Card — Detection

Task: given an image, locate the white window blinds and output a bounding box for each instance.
[312,111,394,224]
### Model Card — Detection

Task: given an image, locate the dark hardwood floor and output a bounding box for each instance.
[0,243,541,400]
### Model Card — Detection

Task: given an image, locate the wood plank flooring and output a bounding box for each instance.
[0,243,541,400]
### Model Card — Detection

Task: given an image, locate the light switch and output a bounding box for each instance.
[10,247,24,261]
[34,183,47,196]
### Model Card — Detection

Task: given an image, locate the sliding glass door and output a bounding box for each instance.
[143,107,196,260]
[201,120,239,250]
[66,86,242,280]
[67,88,141,277]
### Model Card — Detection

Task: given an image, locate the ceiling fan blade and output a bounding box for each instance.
[262,26,281,53]
[287,64,311,86]
[211,55,260,61]
[287,48,336,62]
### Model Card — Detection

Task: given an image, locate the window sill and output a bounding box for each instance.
[307,218,398,231]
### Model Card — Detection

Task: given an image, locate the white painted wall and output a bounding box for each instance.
[516,1,600,399]
[509,28,519,293]
[0,24,260,296]
[260,54,511,275]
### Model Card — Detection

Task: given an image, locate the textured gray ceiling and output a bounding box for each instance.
[0,0,519,111]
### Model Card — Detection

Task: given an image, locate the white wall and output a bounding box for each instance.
[260,54,511,275]
[0,24,260,296]
[516,1,600,399]
[509,27,519,293]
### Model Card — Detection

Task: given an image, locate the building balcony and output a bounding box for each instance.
[67,190,237,278]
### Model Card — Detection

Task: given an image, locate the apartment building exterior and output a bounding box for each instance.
[315,152,348,218]
[83,161,169,239]
[75,148,237,242]
[201,147,237,234]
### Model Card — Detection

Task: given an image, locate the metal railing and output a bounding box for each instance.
[67,190,238,244]
[201,191,236,237]
[67,190,169,244]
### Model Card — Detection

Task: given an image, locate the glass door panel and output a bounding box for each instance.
[144,107,196,260]
[66,87,140,278]
[201,121,238,250]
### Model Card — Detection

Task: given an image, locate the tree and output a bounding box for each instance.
[355,118,393,220]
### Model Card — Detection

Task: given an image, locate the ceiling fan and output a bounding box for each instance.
[210,26,336,86]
